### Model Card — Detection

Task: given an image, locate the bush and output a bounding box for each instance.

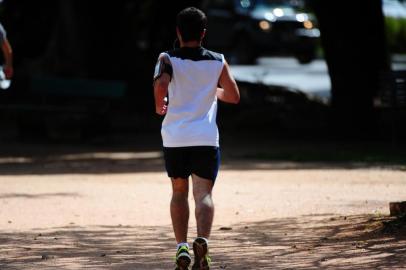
[385,16,406,53]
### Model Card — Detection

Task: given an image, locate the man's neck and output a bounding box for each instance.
[180,40,201,48]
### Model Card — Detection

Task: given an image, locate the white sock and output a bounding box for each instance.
[176,242,189,250]
[196,237,209,245]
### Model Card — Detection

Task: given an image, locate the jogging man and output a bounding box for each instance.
[153,7,240,270]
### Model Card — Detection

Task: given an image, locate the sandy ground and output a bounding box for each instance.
[0,145,406,269]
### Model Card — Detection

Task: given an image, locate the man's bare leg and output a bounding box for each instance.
[192,174,214,238]
[191,174,213,269]
[171,178,189,243]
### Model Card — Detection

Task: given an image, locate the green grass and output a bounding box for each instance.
[385,17,406,53]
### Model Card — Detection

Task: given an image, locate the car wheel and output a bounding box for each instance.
[295,50,316,64]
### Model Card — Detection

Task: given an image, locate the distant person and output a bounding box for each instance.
[153,7,240,270]
[0,22,12,80]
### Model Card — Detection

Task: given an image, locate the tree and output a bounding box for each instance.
[308,0,391,137]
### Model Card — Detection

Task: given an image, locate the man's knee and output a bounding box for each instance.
[193,185,210,198]
[192,174,213,198]
[172,178,188,192]
[171,178,189,202]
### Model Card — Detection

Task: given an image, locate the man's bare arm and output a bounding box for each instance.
[1,39,13,79]
[154,73,170,115]
[153,54,171,115]
[217,61,240,104]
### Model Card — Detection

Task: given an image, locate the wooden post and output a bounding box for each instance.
[389,201,406,216]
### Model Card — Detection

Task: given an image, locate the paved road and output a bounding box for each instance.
[231,57,331,102]
[231,55,406,103]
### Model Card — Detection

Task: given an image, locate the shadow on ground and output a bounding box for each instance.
[0,134,405,175]
[1,215,405,270]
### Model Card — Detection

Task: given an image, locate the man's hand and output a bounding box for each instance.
[156,98,168,115]
[156,104,167,115]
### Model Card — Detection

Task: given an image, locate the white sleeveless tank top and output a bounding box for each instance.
[160,47,224,147]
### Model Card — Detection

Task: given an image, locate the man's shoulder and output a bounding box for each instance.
[0,23,6,41]
[201,48,223,62]
[165,47,223,62]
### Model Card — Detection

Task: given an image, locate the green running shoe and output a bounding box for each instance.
[175,245,191,270]
[192,237,211,270]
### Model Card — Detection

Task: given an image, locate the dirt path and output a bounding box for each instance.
[1,155,406,269]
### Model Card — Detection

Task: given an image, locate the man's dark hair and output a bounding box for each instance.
[176,7,207,42]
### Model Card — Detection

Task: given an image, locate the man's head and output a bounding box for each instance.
[176,7,207,43]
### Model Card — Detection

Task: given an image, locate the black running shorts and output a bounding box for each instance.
[163,146,220,182]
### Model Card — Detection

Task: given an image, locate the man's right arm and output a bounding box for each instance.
[217,61,240,104]
[153,54,172,115]
[0,23,13,79]
[2,39,13,79]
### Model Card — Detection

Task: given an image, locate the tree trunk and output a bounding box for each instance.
[308,0,391,138]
